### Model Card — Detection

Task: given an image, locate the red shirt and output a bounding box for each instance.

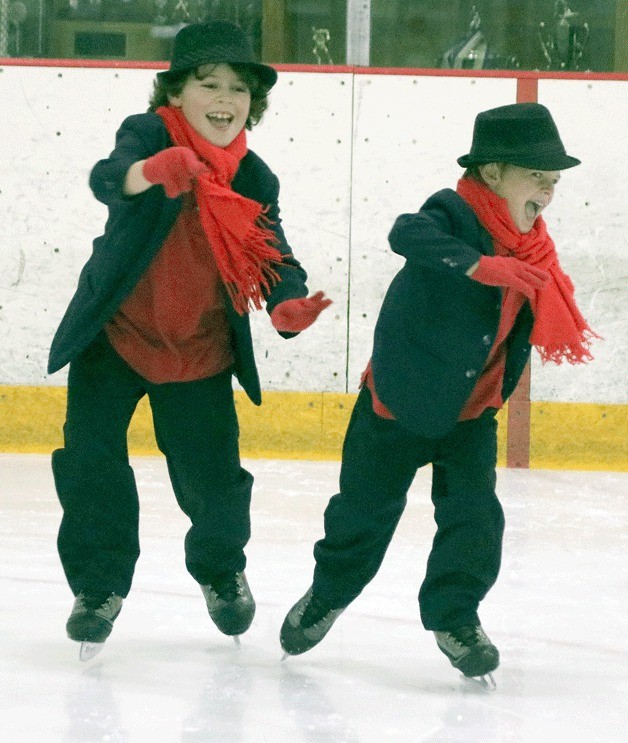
[106,194,234,383]
[362,287,525,424]
[458,287,524,420]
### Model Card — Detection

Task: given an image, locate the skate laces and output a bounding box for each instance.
[81,592,115,610]
[210,573,242,602]
[301,594,334,628]
[448,625,485,648]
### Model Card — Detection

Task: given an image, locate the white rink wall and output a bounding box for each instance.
[0,65,626,404]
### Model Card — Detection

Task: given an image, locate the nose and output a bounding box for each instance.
[215,85,232,102]
[540,179,555,199]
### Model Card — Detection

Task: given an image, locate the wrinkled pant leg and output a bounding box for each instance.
[312,387,430,608]
[53,335,144,597]
[419,411,504,630]
[148,370,252,585]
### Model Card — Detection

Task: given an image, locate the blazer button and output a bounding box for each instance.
[482,335,492,345]
[465,369,477,378]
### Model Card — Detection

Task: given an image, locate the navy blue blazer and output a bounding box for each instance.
[48,113,309,405]
[371,189,534,438]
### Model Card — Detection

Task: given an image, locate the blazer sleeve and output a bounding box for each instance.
[388,188,492,277]
[89,113,171,207]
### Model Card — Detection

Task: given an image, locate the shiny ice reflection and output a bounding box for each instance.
[1,454,626,742]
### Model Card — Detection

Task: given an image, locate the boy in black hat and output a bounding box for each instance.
[280,103,597,685]
[49,21,330,659]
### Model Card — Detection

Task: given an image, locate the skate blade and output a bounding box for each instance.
[79,642,104,661]
[232,635,241,648]
[461,672,496,691]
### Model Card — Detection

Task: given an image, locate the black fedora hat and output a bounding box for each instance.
[157,21,277,89]
[457,103,580,170]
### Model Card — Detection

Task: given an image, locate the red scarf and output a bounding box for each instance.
[157,106,284,314]
[456,177,598,364]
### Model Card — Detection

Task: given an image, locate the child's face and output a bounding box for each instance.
[483,164,561,233]
[168,63,251,147]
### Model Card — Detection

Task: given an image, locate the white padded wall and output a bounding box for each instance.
[1,65,156,385]
[246,72,353,392]
[0,65,625,404]
[531,79,628,403]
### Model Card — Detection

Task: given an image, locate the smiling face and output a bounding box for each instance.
[168,63,252,147]
[479,163,561,233]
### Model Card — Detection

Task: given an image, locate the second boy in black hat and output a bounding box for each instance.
[49,20,331,659]
[280,103,597,686]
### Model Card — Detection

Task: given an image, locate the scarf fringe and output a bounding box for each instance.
[157,106,285,316]
[198,198,283,313]
[536,327,601,365]
[222,221,283,313]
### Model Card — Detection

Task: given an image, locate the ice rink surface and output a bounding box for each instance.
[1,453,626,742]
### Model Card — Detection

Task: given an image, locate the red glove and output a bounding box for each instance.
[271,291,332,332]
[471,255,550,301]
[142,147,207,198]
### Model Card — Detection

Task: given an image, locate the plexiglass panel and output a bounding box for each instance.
[1,1,624,72]
[369,0,621,72]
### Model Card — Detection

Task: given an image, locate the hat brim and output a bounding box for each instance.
[457,152,581,170]
[157,61,278,89]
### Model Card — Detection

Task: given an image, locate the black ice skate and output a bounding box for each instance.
[66,592,123,661]
[434,624,499,688]
[280,587,346,656]
[201,571,255,642]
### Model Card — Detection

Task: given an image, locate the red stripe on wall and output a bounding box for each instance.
[507,363,532,469]
[1,58,627,81]
[516,77,539,103]
[505,77,539,468]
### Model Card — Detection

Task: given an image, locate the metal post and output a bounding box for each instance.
[38,0,45,56]
[346,0,370,65]
[0,0,9,56]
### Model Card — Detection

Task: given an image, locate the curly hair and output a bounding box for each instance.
[148,63,270,129]
[462,163,507,183]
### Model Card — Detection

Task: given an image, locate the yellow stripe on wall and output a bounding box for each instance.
[529,402,628,471]
[0,385,625,471]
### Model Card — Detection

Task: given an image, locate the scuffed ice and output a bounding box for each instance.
[1,454,626,742]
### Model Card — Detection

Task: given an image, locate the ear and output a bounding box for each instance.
[478,162,501,187]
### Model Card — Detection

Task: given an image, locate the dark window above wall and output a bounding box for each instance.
[1,0,625,72]
[368,0,624,72]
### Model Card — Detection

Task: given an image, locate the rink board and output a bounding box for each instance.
[1,385,625,471]
[0,65,626,467]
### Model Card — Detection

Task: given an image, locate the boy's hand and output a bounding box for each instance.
[142,147,208,198]
[470,255,550,301]
[271,291,332,332]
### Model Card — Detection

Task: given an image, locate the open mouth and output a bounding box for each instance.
[206,112,234,129]
[525,200,544,221]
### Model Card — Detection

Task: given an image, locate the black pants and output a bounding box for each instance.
[53,333,253,598]
[312,386,504,630]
